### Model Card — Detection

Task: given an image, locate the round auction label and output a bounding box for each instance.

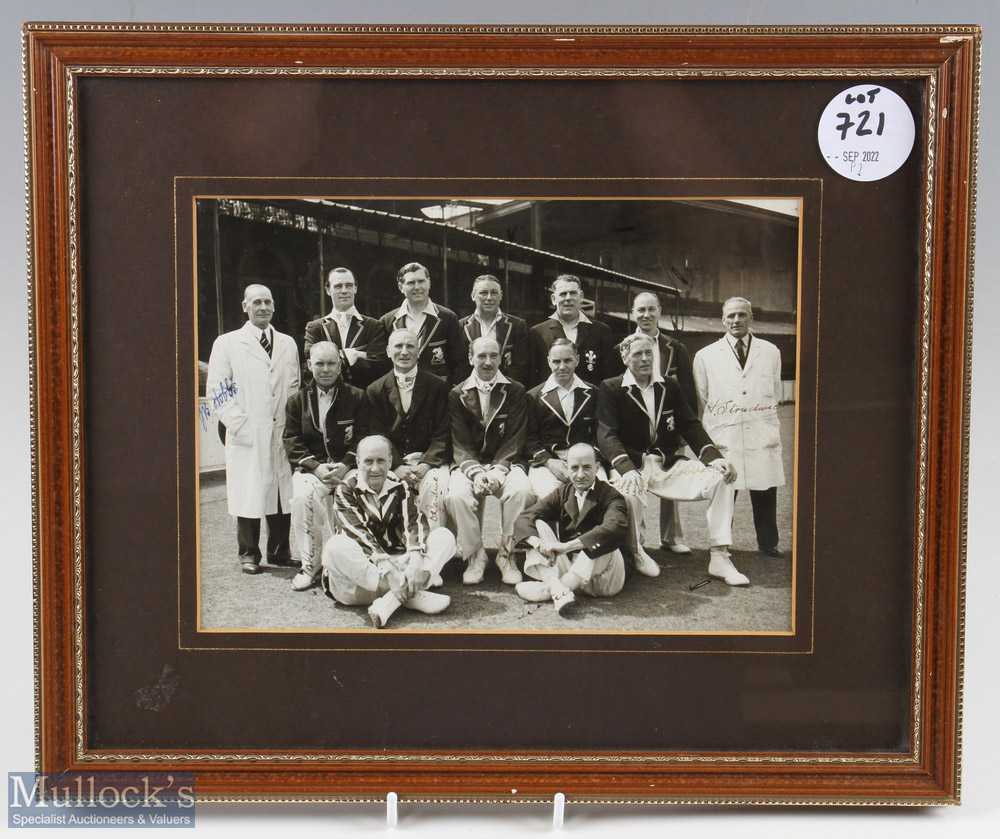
[817,85,915,182]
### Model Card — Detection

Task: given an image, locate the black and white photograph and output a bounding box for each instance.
[195,195,800,633]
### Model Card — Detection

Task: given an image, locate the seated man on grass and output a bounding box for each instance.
[512,443,628,616]
[320,435,457,629]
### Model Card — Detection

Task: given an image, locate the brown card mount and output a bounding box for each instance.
[25,24,976,804]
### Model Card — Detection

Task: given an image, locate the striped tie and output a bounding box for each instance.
[260,330,272,357]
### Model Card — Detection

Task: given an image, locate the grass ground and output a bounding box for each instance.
[199,406,795,634]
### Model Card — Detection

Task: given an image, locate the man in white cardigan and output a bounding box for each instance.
[693,296,786,557]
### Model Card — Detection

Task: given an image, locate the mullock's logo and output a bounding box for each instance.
[8,773,195,829]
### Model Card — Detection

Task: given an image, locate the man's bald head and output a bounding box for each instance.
[632,292,662,337]
[567,442,598,465]
[308,341,342,388]
[633,291,661,311]
[356,435,393,492]
[242,284,275,329]
[566,443,599,492]
[471,336,500,355]
[357,434,393,460]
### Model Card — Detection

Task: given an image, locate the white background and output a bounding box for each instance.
[1,2,997,837]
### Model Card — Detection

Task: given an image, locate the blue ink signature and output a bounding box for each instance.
[199,379,238,431]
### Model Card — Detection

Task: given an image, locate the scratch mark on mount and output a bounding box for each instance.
[136,664,180,711]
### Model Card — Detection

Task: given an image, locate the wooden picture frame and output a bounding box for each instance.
[26,24,977,804]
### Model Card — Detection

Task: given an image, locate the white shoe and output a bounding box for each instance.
[662,541,692,555]
[708,550,750,586]
[367,592,402,629]
[367,605,386,629]
[495,542,523,585]
[462,548,489,585]
[291,569,318,591]
[402,590,451,615]
[515,581,551,602]
[633,547,661,577]
[551,588,576,615]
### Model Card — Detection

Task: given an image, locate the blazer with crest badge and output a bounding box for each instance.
[596,374,721,475]
[380,302,466,385]
[524,380,599,465]
[283,379,369,471]
[528,317,616,386]
[449,378,529,478]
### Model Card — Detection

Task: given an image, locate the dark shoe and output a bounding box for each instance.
[266,553,297,567]
[759,546,785,558]
[241,557,261,574]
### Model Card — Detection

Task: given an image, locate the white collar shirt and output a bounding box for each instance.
[250,324,273,352]
[473,309,503,342]
[316,384,336,438]
[400,298,439,336]
[464,370,510,419]
[332,306,362,345]
[725,331,753,360]
[542,374,587,419]
[550,310,591,345]
[622,369,662,423]
[356,473,404,503]
[394,368,417,412]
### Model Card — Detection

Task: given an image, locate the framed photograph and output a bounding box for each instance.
[27,24,976,803]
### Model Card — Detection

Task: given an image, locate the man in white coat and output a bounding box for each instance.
[207,284,301,574]
[693,296,786,557]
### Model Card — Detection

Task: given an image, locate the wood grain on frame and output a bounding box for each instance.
[25,25,976,804]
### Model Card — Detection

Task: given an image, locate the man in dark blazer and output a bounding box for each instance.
[380,262,465,384]
[625,291,698,555]
[513,443,628,615]
[525,338,603,500]
[458,274,530,384]
[367,328,452,533]
[528,274,617,386]
[445,337,534,586]
[303,267,387,389]
[283,341,369,591]
[597,333,747,586]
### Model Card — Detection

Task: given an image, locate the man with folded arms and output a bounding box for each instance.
[528,273,616,386]
[380,262,465,384]
[525,338,602,500]
[283,341,368,592]
[513,443,628,615]
[367,328,452,532]
[304,267,387,389]
[458,274,530,384]
[445,336,533,586]
[628,291,698,556]
[321,435,458,629]
[597,333,747,586]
